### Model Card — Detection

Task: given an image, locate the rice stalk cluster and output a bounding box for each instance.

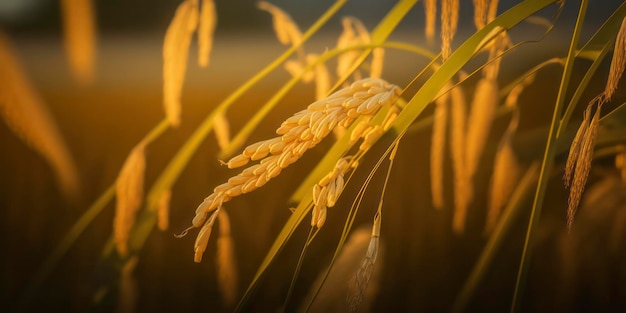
[311,156,352,228]
[60,0,96,84]
[185,78,401,262]
[564,16,626,230]
[0,31,80,201]
[114,141,147,257]
[163,0,217,127]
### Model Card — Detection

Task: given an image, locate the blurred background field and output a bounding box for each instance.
[1,1,626,312]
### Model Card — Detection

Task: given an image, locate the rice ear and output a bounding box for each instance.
[465,78,498,192]
[441,0,459,61]
[347,215,381,312]
[197,0,217,68]
[194,209,219,263]
[163,0,200,127]
[424,0,437,42]
[114,142,147,257]
[0,31,81,201]
[188,79,401,260]
[60,0,96,84]
[456,78,498,234]
[564,107,590,188]
[473,0,488,30]
[430,85,450,209]
[485,135,520,235]
[602,16,626,102]
[448,84,471,229]
[257,1,303,48]
[567,103,601,230]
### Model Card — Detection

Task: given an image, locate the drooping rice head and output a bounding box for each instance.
[60,0,96,84]
[163,0,199,127]
[0,31,80,201]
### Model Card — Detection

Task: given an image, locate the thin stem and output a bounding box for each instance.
[511,1,587,312]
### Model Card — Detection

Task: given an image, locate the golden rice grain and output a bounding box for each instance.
[114,142,147,257]
[430,86,450,210]
[163,0,199,127]
[213,112,231,151]
[197,0,217,68]
[441,0,459,61]
[194,208,219,263]
[0,31,80,201]
[157,189,172,231]
[311,156,352,227]
[60,0,96,84]
[187,79,400,260]
[216,210,238,308]
[424,0,437,42]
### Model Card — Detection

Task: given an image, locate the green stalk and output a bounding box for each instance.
[510,1,587,312]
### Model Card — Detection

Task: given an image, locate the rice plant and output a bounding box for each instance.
[2,0,626,312]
